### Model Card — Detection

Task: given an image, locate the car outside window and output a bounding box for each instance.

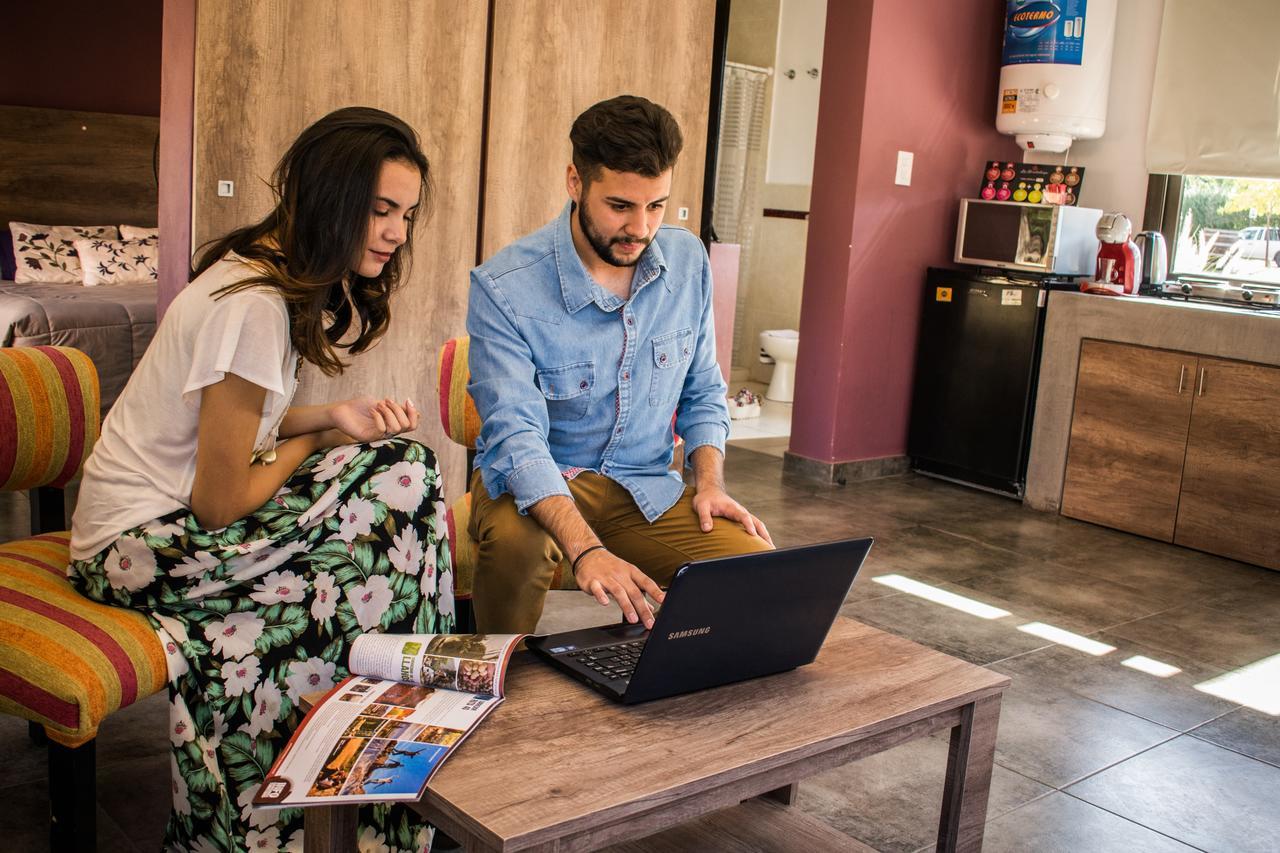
[1173,176,1280,284]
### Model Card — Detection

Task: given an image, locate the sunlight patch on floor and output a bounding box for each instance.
[871,574,1011,619]
[1017,622,1115,656]
[1195,653,1280,715]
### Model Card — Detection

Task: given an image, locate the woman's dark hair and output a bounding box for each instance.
[194,106,431,376]
[569,95,683,188]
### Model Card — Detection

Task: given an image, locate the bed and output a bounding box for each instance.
[1,105,161,417]
[0,280,157,413]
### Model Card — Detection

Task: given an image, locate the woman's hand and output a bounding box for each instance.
[328,396,419,442]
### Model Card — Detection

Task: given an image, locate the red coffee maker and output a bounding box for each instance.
[1083,212,1141,295]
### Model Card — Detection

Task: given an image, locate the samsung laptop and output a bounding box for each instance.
[526,537,873,704]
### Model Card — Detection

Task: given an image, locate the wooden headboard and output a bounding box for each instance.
[0,105,159,228]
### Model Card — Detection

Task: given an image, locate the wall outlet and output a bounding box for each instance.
[677,206,690,221]
[894,151,913,186]
[217,180,234,197]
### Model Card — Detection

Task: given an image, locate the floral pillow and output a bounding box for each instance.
[74,236,159,286]
[10,222,119,283]
[120,224,159,241]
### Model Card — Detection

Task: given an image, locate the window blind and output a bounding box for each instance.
[1146,0,1280,178]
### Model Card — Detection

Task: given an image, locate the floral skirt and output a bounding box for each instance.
[68,438,455,853]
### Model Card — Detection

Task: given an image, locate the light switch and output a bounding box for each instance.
[217,180,234,197]
[894,151,913,187]
[677,207,690,221]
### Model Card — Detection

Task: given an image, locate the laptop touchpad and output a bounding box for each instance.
[601,623,650,641]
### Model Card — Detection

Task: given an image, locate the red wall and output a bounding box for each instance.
[1,1,163,117]
[789,0,1020,466]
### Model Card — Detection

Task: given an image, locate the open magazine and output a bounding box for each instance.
[254,633,523,807]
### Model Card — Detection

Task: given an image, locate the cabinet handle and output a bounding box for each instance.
[1197,367,1206,397]
[1178,364,1187,394]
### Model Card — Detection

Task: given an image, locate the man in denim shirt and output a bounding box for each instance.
[466,96,773,633]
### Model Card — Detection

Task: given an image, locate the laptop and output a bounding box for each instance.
[526,537,873,704]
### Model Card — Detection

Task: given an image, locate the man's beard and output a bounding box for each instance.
[578,202,650,268]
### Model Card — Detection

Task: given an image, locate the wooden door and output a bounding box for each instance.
[191,1,488,498]
[481,0,717,259]
[1175,357,1280,570]
[1060,340,1195,541]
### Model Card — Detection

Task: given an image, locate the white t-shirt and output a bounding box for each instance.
[70,253,299,559]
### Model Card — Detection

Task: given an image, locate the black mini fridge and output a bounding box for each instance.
[908,267,1053,497]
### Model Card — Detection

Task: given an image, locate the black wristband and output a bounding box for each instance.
[571,544,606,576]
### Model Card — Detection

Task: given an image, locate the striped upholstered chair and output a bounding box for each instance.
[437,336,581,630]
[0,346,167,850]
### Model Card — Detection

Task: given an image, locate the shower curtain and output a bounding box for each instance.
[712,61,770,366]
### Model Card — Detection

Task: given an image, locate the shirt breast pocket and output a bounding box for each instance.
[536,361,594,422]
[649,328,693,408]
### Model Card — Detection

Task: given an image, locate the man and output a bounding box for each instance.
[466,94,772,634]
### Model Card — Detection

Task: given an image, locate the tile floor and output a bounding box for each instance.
[726,380,792,455]
[4,447,1279,851]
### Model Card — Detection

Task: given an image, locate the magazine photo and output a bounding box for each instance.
[254,633,522,807]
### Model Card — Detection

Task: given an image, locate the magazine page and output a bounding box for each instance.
[254,673,501,807]
[348,633,523,698]
[253,633,524,807]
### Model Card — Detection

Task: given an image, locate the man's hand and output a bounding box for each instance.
[691,486,774,545]
[573,548,666,629]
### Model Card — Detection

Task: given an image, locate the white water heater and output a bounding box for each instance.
[996,0,1117,152]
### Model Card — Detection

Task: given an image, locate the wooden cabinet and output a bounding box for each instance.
[1060,340,1195,542]
[1061,340,1280,570]
[1176,357,1280,568]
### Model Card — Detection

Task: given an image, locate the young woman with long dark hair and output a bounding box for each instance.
[69,107,453,852]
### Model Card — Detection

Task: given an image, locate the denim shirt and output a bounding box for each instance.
[467,203,730,522]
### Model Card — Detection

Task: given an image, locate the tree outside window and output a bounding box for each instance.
[1175,176,1280,283]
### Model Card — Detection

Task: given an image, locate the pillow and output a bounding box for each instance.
[0,229,14,280]
[74,237,159,286]
[119,225,159,241]
[10,222,119,283]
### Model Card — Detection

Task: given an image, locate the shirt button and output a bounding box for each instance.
[626,317,634,326]
[623,371,630,380]
[579,380,588,389]
[659,354,668,364]
[615,427,623,435]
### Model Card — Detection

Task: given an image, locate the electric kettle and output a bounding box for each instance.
[1134,231,1168,293]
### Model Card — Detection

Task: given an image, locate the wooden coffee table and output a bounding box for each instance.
[305,617,1008,852]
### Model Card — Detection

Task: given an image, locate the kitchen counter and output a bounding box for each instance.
[1025,290,1280,512]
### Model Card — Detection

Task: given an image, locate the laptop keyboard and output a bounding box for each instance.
[564,640,647,682]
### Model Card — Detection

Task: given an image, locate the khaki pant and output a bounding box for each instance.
[468,469,772,633]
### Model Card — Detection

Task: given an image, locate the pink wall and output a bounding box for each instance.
[1,1,162,117]
[709,242,741,387]
[158,0,196,318]
[789,0,1020,466]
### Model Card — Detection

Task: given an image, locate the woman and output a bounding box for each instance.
[69,107,452,853]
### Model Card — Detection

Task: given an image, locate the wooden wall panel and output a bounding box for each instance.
[192,0,487,498]
[482,0,717,258]
[0,106,158,228]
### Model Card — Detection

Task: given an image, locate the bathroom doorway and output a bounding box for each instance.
[711,0,826,457]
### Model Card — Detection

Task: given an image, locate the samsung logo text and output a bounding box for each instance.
[667,626,712,640]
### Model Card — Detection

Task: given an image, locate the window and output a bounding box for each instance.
[1167,175,1280,285]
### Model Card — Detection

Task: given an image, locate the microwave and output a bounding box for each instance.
[955,199,1101,276]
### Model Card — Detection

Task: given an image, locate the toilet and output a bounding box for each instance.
[758,329,800,402]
